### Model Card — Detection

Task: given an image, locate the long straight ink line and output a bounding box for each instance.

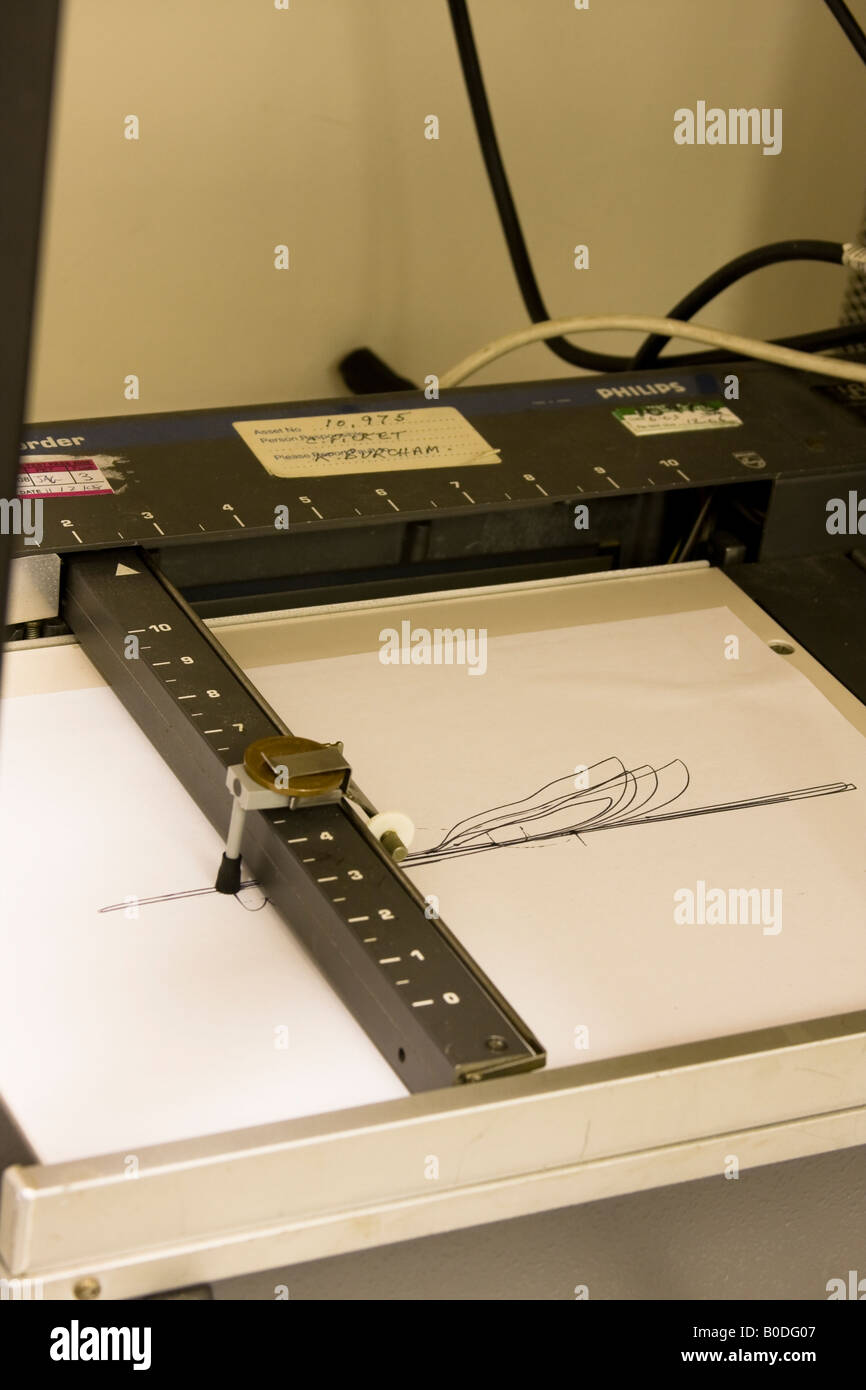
[578,782,856,834]
[403,772,856,867]
[99,881,260,913]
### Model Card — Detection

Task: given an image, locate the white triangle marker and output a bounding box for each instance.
[115,563,138,576]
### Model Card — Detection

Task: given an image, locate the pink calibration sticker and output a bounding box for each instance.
[18,456,114,499]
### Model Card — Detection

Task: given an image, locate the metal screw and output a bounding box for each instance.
[74,1276,101,1300]
[485,1035,509,1052]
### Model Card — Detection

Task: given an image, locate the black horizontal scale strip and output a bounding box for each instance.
[18,363,866,558]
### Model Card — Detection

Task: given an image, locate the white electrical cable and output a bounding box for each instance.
[842,242,866,271]
[437,314,866,388]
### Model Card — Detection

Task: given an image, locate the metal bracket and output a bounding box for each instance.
[216,736,352,893]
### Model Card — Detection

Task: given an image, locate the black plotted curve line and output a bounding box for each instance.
[403,757,855,867]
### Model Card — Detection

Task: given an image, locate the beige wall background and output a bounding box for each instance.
[26,0,866,422]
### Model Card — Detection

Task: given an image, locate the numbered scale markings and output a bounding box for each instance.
[63,550,545,1090]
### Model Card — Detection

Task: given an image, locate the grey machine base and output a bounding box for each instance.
[213,1144,866,1302]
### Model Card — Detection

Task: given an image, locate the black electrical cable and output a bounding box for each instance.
[338,348,417,394]
[447,1,861,379]
[631,240,845,367]
[823,0,866,66]
[446,0,621,373]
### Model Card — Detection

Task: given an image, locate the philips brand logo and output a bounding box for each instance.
[674,102,782,156]
[596,381,688,401]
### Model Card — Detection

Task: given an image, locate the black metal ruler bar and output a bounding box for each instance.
[63,549,545,1091]
[17,362,866,556]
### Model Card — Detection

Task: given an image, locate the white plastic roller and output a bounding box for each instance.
[367,810,415,861]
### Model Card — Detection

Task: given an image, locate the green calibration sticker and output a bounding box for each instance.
[613,399,742,437]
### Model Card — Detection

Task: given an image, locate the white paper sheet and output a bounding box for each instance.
[250,606,866,1070]
[2,604,865,1165]
[0,680,406,1165]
